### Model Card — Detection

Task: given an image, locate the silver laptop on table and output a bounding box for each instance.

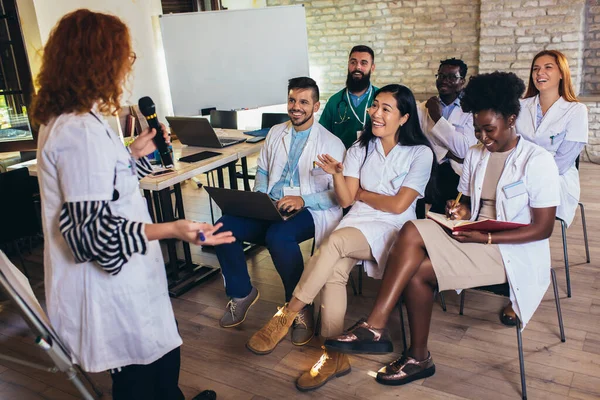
[166,116,246,148]
[203,187,302,222]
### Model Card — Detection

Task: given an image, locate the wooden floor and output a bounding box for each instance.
[1,162,600,399]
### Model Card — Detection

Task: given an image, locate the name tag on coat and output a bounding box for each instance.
[502,180,527,198]
[391,172,408,190]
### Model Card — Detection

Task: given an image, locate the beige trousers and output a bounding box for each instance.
[293,227,374,338]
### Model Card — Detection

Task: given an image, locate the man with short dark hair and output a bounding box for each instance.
[319,45,379,149]
[417,58,477,216]
[215,77,345,347]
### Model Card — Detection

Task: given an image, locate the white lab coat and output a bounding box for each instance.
[37,111,181,372]
[516,96,588,226]
[458,137,560,328]
[336,139,433,278]
[417,100,476,176]
[256,121,345,247]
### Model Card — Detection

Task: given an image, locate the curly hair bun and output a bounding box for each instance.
[460,71,526,119]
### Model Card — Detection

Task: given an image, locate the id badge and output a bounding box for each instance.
[502,180,526,198]
[311,167,327,176]
[283,186,301,196]
[391,172,408,190]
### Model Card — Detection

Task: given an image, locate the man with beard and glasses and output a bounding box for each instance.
[416,58,477,218]
[319,45,378,149]
[214,77,345,347]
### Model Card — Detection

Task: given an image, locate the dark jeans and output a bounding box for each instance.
[110,346,184,400]
[215,209,315,301]
[416,161,460,219]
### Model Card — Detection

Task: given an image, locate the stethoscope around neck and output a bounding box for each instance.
[335,87,372,127]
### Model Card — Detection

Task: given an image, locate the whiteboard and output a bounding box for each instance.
[160,6,309,116]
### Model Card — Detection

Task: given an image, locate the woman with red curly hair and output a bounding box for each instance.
[32,9,231,400]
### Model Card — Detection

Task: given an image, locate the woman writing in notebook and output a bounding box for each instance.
[323,72,561,386]
[246,84,435,391]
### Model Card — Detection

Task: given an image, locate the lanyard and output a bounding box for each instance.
[345,86,372,128]
[281,130,310,189]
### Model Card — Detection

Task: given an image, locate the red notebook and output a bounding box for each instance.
[426,212,527,232]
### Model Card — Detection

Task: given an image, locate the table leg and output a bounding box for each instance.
[158,187,179,281]
[227,162,238,190]
[241,157,251,191]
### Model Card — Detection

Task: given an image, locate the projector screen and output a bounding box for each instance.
[160,6,309,116]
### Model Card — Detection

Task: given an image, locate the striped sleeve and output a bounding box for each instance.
[59,201,148,275]
[135,156,154,179]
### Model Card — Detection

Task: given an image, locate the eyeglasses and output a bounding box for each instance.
[435,73,462,82]
[129,51,137,65]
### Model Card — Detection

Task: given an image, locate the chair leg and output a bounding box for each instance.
[459,290,466,315]
[559,219,571,298]
[551,269,566,342]
[397,299,408,353]
[207,172,216,224]
[515,318,527,400]
[349,271,358,296]
[438,291,447,312]
[358,262,364,295]
[579,202,590,263]
[13,241,30,279]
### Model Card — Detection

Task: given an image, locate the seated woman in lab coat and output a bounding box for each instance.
[31,9,233,400]
[501,49,588,324]
[246,84,435,391]
[323,72,560,387]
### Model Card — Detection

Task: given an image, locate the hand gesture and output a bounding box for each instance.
[172,221,235,246]
[129,123,170,159]
[316,154,343,175]
[445,199,470,221]
[450,230,488,244]
[277,196,305,212]
[425,96,442,123]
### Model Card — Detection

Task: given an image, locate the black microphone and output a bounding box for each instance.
[138,96,173,167]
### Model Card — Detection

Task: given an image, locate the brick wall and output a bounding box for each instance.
[265,0,599,161]
[582,0,600,94]
[266,0,480,97]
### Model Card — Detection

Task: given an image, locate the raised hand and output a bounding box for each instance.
[316,154,343,175]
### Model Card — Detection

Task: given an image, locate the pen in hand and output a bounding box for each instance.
[448,192,462,220]
[198,231,206,242]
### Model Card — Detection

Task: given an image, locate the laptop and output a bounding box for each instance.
[166,116,246,148]
[203,187,302,222]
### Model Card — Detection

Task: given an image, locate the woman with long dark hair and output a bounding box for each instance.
[245,84,435,392]
[324,72,560,388]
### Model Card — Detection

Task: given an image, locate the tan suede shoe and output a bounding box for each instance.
[296,347,352,392]
[246,304,298,355]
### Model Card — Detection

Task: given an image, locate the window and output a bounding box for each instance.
[0,0,35,152]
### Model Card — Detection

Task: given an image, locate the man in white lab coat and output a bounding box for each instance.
[416,58,478,217]
[214,77,345,346]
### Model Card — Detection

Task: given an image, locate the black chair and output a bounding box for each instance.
[398,269,565,400]
[0,168,41,278]
[210,110,237,129]
[261,113,289,129]
[556,155,590,298]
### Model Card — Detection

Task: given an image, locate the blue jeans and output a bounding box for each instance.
[214,209,315,301]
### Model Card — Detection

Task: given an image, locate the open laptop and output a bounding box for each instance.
[203,187,302,222]
[166,116,246,148]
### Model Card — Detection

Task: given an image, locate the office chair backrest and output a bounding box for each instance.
[261,113,289,129]
[0,168,39,243]
[209,110,238,129]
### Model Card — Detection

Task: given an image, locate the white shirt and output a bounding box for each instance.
[336,139,433,278]
[37,111,181,372]
[417,100,477,176]
[256,121,346,247]
[458,137,560,328]
[516,96,588,226]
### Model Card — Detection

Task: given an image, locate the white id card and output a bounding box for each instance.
[310,167,327,176]
[391,172,408,190]
[502,180,526,198]
[283,186,301,196]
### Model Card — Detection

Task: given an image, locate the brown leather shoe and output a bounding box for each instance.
[246,304,298,355]
[324,318,393,354]
[291,304,315,346]
[376,352,435,386]
[500,303,517,326]
[296,347,351,392]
